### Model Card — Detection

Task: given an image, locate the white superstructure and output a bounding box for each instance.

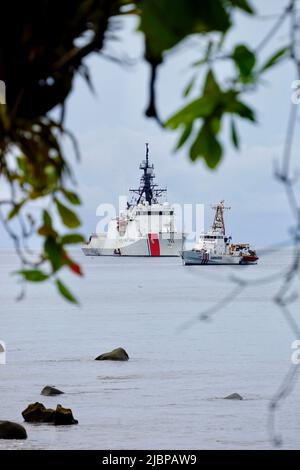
[82,144,183,257]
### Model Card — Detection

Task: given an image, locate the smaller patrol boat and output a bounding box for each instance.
[181,201,258,266]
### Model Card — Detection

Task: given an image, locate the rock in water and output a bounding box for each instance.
[22,402,46,422]
[22,402,78,425]
[42,408,56,423]
[224,393,243,400]
[54,405,78,425]
[41,385,64,396]
[22,402,55,423]
[0,421,27,439]
[95,347,129,361]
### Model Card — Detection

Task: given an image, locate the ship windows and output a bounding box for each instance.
[135,210,174,216]
[203,235,223,240]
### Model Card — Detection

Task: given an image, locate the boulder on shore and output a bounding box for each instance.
[22,402,55,423]
[95,347,129,361]
[0,421,27,439]
[224,393,243,400]
[41,385,64,396]
[54,404,78,425]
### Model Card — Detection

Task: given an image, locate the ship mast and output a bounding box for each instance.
[211,200,231,235]
[129,143,166,206]
[143,143,152,204]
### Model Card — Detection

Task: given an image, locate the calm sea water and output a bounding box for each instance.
[0,249,299,449]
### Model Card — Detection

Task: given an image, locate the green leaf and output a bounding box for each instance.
[38,210,56,237]
[55,279,78,304]
[189,123,222,169]
[16,269,49,282]
[192,40,213,67]
[55,199,81,228]
[175,123,193,150]
[139,0,231,61]
[166,70,222,130]
[38,225,57,237]
[62,189,81,205]
[228,99,256,122]
[230,119,239,149]
[228,0,254,14]
[165,96,215,129]
[61,233,85,245]
[44,164,57,185]
[203,69,221,96]
[260,46,289,73]
[44,237,64,271]
[192,57,207,68]
[7,200,25,220]
[210,116,221,134]
[16,156,26,173]
[183,75,196,97]
[232,44,256,79]
[43,210,52,227]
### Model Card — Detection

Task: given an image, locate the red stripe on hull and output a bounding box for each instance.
[148,233,160,256]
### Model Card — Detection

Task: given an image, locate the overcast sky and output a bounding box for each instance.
[1,0,299,248]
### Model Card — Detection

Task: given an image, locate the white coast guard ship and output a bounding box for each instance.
[181,201,258,265]
[82,144,183,257]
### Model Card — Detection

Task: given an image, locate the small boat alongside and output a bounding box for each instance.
[181,201,258,266]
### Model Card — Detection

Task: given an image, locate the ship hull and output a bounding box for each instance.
[181,250,242,265]
[82,234,182,257]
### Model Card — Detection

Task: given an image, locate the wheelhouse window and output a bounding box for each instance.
[136,210,174,216]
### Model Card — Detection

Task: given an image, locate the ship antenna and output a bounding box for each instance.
[211,200,231,235]
[143,142,152,204]
[145,142,149,166]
